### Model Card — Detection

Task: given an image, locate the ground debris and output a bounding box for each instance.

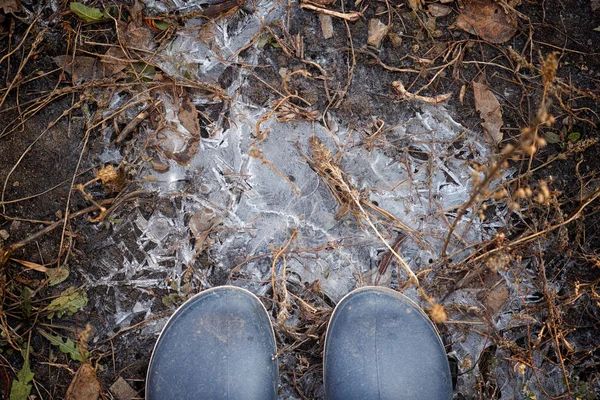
[473,77,503,145]
[65,363,101,400]
[110,377,139,400]
[455,0,518,43]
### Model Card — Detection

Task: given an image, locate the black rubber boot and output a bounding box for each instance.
[146,286,278,400]
[324,287,452,400]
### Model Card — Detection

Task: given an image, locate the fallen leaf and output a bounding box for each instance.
[189,208,221,253]
[178,97,200,136]
[482,281,509,313]
[408,0,424,11]
[53,55,101,83]
[101,47,129,76]
[428,3,452,17]
[455,0,518,43]
[127,0,145,27]
[319,14,333,40]
[592,0,600,12]
[70,2,104,23]
[367,19,389,48]
[0,0,19,13]
[65,363,101,400]
[473,79,503,144]
[123,23,156,51]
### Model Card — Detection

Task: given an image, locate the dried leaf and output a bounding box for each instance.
[408,0,424,11]
[178,97,200,136]
[124,23,156,51]
[128,0,145,27]
[367,19,389,48]
[428,3,452,17]
[455,0,518,43]
[473,79,503,144]
[70,2,104,23]
[189,208,221,253]
[65,363,101,400]
[54,55,101,83]
[101,47,129,76]
[484,281,509,313]
[0,0,20,13]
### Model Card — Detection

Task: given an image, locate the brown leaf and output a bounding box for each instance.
[408,0,424,11]
[428,3,452,17]
[124,23,156,51]
[455,0,518,43]
[189,208,222,253]
[101,47,129,76]
[473,79,503,144]
[65,363,101,400]
[0,0,19,13]
[54,55,101,83]
[367,19,389,48]
[127,0,145,27]
[482,281,509,313]
[178,97,200,136]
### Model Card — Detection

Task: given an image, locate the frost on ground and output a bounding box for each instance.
[80,0,558,398]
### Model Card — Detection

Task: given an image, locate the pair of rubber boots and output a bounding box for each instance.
[146,286,452,399]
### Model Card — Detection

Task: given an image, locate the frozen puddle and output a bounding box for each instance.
[131,102,503,300]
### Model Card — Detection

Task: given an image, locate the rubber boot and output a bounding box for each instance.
[324,287,452,400]
[146,286,278,400]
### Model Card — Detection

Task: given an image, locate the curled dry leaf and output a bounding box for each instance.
[455,0,518,44]
[473,79,503,144]
[66,363,101,400]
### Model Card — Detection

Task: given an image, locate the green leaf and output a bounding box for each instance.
[10,348,34,400]
[21,288,32,319]
[544,131,561,144]
[38,329,87,361]
[45,287,87,319]
[70,2,104,23]
[594,26,600,32]
[10,380,32,400]
[154,21,169,30]
[567,132,581,142]
[46,267,70,286]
